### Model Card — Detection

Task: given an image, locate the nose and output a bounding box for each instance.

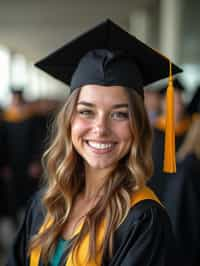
[92,115,110,136]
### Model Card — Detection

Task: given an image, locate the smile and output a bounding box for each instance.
[86,141,116,151]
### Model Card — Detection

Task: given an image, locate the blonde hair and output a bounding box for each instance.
[29,87,153,263]
[177,118,200,160]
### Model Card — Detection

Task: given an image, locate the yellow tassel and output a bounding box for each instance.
[163,62,176,173]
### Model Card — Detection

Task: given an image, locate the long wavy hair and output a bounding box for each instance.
[29,87,153,264]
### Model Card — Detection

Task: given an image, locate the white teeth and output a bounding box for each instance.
[88,141,114,150]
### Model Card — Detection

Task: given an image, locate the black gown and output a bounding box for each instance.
[6,188,179,266]
[148,126,185,201]
[148,115,190,201]
[163,153,200,266]
[0,119,10,217]
[3,109,41,211]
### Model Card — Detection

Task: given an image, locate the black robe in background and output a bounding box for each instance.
[3,114,41,211]
[6,188,179,266]
[148,127,186,201]
[163,153,200,266]
[0,119,10,217]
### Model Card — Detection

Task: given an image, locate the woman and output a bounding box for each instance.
[7,19,181,266]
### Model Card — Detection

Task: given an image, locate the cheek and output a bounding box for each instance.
[71,117,90,138]
[114,123,132,141]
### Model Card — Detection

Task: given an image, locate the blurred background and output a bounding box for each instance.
[1,0,200,104]
[1,0,200,264]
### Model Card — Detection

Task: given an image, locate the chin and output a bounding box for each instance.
[88,160,116,170]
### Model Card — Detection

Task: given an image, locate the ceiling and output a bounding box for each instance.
[0,0,158,62]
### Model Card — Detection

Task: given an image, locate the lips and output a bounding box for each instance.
[86,140,116,153]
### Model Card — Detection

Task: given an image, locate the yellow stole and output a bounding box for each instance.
[154,115,191,136]
[30,186,161,266]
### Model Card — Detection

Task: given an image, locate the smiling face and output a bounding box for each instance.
[71,85,132,173]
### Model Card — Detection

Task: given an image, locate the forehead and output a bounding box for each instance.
[78,85,129,105]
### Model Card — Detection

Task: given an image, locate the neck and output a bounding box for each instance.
[83,164,113,199]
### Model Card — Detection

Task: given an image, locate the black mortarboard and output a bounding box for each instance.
[35,19,182,96]
[35,19,183,173]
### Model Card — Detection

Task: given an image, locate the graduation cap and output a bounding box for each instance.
[35,19,183,173]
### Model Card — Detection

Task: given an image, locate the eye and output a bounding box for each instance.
[111,111,129,120]
[77,109,94,117]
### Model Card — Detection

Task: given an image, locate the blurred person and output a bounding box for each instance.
[186,84,200,116]
[0,106,7,217]
[0,93,60,256]
[2,88,42,217]
[155,79,190,148]
[0,106,17,254]
[163,116,200,266]
[144,88,162,125]
[160,79,189,131]
[7,20,181,266]
[148,79,191,200]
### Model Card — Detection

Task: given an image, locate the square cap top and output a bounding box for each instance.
[35,19,182,95]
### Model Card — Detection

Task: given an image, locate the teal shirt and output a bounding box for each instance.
[50,238,71,266]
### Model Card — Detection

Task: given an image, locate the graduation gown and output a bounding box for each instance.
[7,186,179,266]
[0,119,10,217]
[163,153,200,266]
[2,106,41,210]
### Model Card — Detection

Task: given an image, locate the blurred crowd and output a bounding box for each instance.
[145,79,200,265]
[1,79,200,265]
[0,88,63,263]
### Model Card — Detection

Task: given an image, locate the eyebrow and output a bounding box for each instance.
[77,101,128,109]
